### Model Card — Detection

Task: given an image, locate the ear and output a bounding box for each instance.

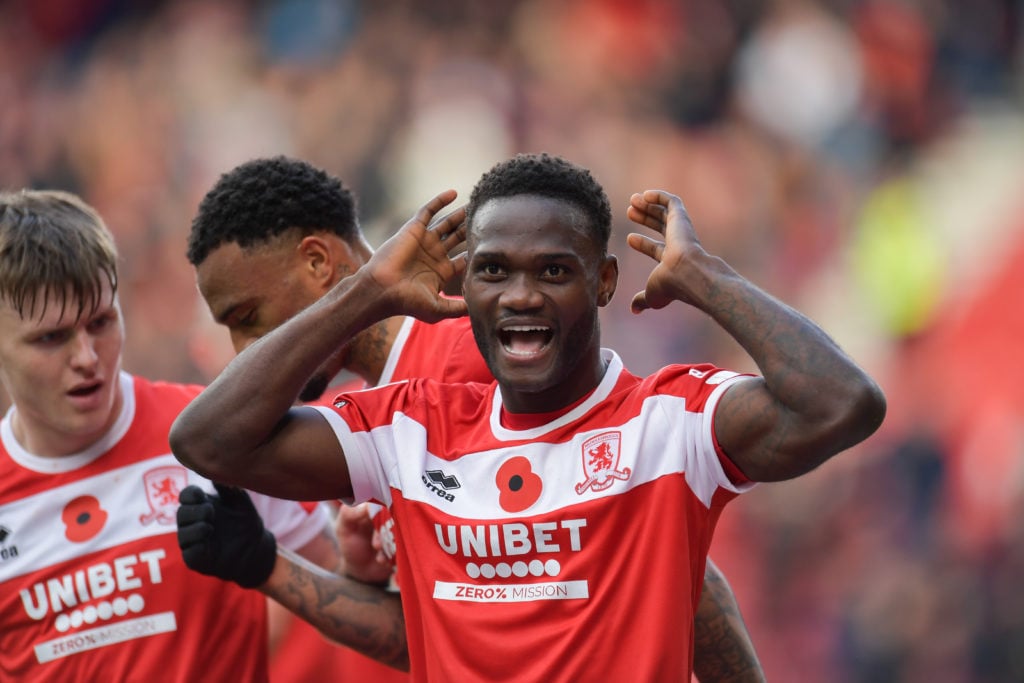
[297,234,366,290]
[597,254,618,307]
[296,235,333,283]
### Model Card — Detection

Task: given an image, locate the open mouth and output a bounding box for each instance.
[68,382,102,398]
[499,326,553,357]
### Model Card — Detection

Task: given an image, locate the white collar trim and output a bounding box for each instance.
[489,349,622,441]
[1,371,136,473]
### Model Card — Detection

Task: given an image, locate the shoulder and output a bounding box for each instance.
[638,363,752,407]
[408,315,472,346]
[129,375,206,423]
[398,317,492,385]
[333,376,490,424]
[133,375,205,402]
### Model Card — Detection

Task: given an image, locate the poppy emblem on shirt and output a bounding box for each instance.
[575,431,631,494]
[62,495,108,542]
[496,456,542,512]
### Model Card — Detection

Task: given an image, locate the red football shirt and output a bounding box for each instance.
[318,351,753,681]
[0,373,327,682]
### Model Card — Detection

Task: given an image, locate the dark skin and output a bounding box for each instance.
[693,559,766,682]
[172,187,884,678]
[625,191,885,481]
[262,546,409,671]
[194,195,766,679]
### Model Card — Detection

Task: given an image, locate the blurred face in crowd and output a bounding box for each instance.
[464,194,616,414]
[0,277,125,456]
[195,234,359,401]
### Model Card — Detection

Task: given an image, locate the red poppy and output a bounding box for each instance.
[496,456,542,513]
[62,495,108,543]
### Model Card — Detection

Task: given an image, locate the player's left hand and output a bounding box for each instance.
[625,190,710,314]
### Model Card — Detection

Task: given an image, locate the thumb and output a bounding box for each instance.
[436,297,468,319]
[630,291,650,314]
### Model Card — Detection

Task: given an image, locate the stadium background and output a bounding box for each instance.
[2,0,1022,680]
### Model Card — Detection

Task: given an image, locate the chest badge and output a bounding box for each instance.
[575,431,632,494]
[139,465,188,525]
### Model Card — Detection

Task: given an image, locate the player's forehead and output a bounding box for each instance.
[196,241,288,317]
[2,278,117,329]
[468,195,597,262]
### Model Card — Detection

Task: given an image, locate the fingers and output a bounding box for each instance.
[179,543,213,571]
[429,205,466,235]
[176,499,214,526]
[414,189,459,229]
[627,190,689,234]
[212,481,252,508]
[179,484,208,506]
[626,232,663,261]
[627,192,667,232]
[429,206,468,259]
[176,518,214,546]
[337,502,373,531]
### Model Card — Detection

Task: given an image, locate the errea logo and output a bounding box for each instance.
[0,524,19,562]
[422,469,460,502]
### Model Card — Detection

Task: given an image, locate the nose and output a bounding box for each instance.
[498,273,543,311]
[69,330,99,371]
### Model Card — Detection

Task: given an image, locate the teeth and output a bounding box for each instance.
[504,326,550,332]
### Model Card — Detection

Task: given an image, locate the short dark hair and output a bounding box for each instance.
[188,156,359,265]
[466,153,612,250]
[0,189,118,321]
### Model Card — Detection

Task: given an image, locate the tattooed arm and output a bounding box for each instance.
[627,190,886,481]
[262,547,409,671]
[693,559,766,683]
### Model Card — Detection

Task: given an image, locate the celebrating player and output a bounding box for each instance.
[172,154,884,680]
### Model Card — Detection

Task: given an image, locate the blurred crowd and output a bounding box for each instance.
[2,0,1023,680]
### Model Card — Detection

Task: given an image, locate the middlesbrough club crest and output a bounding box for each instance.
[139,465,188,525]
[575,431,632,494]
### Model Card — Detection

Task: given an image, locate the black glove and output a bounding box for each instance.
[176,482,277,588]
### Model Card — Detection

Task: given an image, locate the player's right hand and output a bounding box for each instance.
[176,483,277,588]
[336,503,394,585]
[362,189,468,323]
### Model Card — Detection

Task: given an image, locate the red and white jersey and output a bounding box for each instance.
[370,315,493,561]
[276,316,491,683]
[357,316,492,563]
[0,372,330,683]
[316,350,754,682]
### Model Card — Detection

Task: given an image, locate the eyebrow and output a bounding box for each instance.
[471,250,580,262]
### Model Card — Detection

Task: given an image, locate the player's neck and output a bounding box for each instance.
[9,386,124,458]
[345,316,405,387]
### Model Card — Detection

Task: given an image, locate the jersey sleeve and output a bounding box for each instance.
[652,364,758,505]
[311,380,422,507]
[248,494,332,552]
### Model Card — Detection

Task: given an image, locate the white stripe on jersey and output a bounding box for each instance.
[0,454,328,584]
[0,455,196,583]
[315,350,753,519]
